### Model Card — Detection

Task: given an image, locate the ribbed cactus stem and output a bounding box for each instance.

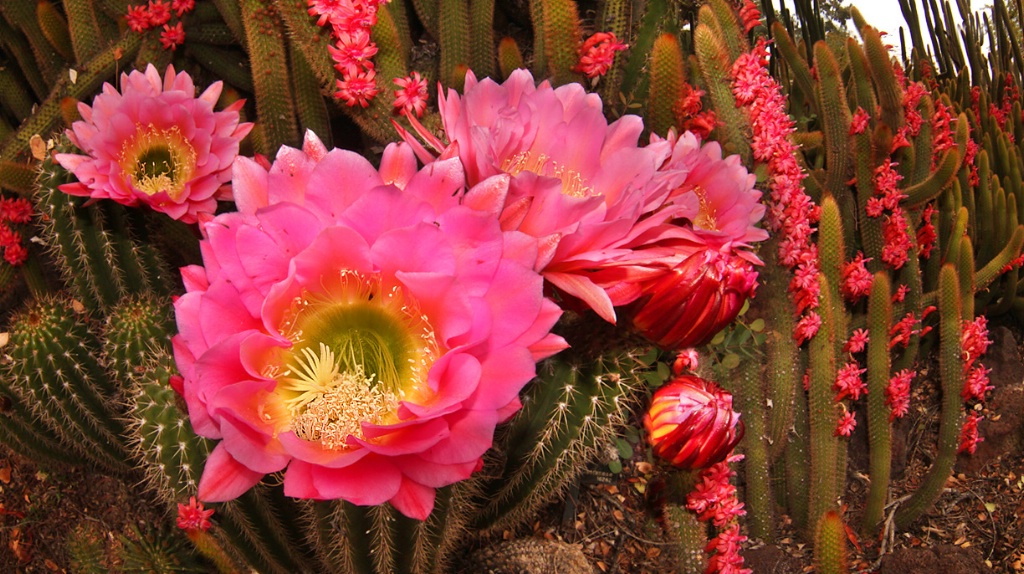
[0,16,49,99]
[289,46,333,148]
[468,0,495,79]
[439,0,470,90]
[597,0,630,105]
[538,0,581,85]
[0,65,36,121]
[694,18,750,162]
[647,33,685,137]
[664,504,707,574]
[62,0,106,62]
[813,44,855,241]
[862,272,893,534]
[894,264,964,530]
[861,25,903,131]
[618,0,669,101]
[104,295,174,385]
[814,510,850,574]
[704,0,748,63]
[763,247,800,459]
[784,375,811,531]
[497,37,525,80]
[774,23,819,116]
[808,274,841,532]
[735,357,773,540]
[958,236,976,320]
[241,0,299,154]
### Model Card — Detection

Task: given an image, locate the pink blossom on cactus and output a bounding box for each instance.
[738,0,762,34]
[573,32,628,78]
[686,459,745,526]
[841,252,873,302]
[843,328,869,353]
[850,107,870,135]
[959,411,984,454]
[961,316,991,369]
[335,68,379,107]
[706,524,752,574]
[892,284,909,303]
[3,241,27,266]
[962,365,993,402]
[160,22,186,50]
[173,132,566,520]
[672,348,700,375]
[176,496,214,531]
[328,30,378,75]
[393,72,429,118]
[171,0,195,16]
[147,0,172,26]
[55,64,252,223]
[917,203,937,258]
[0,198,33,224]
[794,311,822,344]
[835,409,857,437]
[126,5,151,31]
[645,376,744,471]
[834,362,867,401]
[889,312,918,349]
[886,369,913,421]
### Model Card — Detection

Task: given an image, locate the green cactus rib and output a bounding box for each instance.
[0,160,37,195]
[104,295,175,386]
[0,65,37,123]
[539,0,581,85]
[32,0,74,66]
[647,33,685,137]
[439,0,470,90]
[975,225,1024,292]
[862,26,904,132]
[614,0,671,102]
[0,32,143,164]
[212,487,321,574]
[210,0,248,50]
[761,240,800,460]
[290,46,333,148]
[63,0,107,63]
[814,510,850,574]
[846,37,876,122]
[862,272,892,535]
[784,369,811,531]
[0,375,86,467]
[808,274,841,532]
[773,22,818,116]
[596,0,630,106]
[470,355,639,534]
[694,21,750,163]
[497,37,525,80]
[895,265,964,530]
[958,236,976,320]
[0,16,49,100]
[818,195,847,342]
[735,357,773,540]
[188,44,255,93]
[468,0,495,79]
[892,227,924,376]
[241,0,300,154]
[6,296,132,474]
[704,0,747,65]
[665,504,707,574]
[813,43,854,243]
[185,22,239,46]
[943,207,970,285]
[410,0,439,40]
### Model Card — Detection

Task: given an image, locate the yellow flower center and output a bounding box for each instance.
[119,124,197,199]
[268,270,439,449]
[693,186,718,231]
[501,150,595,198]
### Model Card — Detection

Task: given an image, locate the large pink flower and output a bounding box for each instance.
[173,132,565,519]
[419,69,674,322]
[55,64,252,223]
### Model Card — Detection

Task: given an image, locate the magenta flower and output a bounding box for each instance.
[644,375,743,470]
[173,132,565,520]
[55,64,252,223]
[176,496,214,532]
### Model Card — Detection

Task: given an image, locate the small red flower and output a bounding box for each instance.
[843,328,869,353]
[958,411,984,454]
[335,68,378,107]
[3,243,28,266]
[886,369,913,420]
[850,107,870,135]
[644,375,744,470]
[573,32,628,78]
[393,71,428,118]
[835,409,856,437]
[171,0,194,16]
[126,4,151,32]
[176,496,214,532]
[147,0,172,26]
[159,22,185,50]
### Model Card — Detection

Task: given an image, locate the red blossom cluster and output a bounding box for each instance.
[988,73,1020,140]
[573,32,628,79]
[176,496,214,532]
[885,369,913,421]
[916,203,938,259]
[737,0,762,34]
[125,0,193,50]
[0,198,33,267]
[957,316,992,454]
[686,455,752,574]
[840,252,872,303]
[308,0,389,107]
[731,39,820,345]
[865,159,913,270]
[849,106,870,135]
[673,83,719,140]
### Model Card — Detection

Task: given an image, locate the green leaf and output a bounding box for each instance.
[750,318,765,332]
[722,353,741,370]
[615,437,634,459]
[608,459,623,474]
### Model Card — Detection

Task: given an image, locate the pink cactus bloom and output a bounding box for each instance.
[644,375,744,470]
[173,131,566,520]
[429,69,674,323]
[176,496,214,532]
[55,64,252,223]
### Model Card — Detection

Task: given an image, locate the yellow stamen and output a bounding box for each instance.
[501,150,595,198]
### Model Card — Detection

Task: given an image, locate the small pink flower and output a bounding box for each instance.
[835,410,857,437]
[892,284,909,303]
[962,365,993,402]
[645,376,744,470]
[573,32,628,78]
[147,0,172,26]
[171,0,194,16]
[55,64,252,223]
[4,242,28,267]
[844,328,869,353]
[738,0,762,34]
[393,71,428,118]
[850,107,870,134]
[328,30,378,76]
[335,68,378,107]
[794,311,821,344]
[160,22,186,50]
[672,348,700,375]
[176,496,214,531]
[0,198,33,224]
[886,369,913,420]
[889,312,917,349]
[962,316,991,369]
[840,252,872,302]
[834,362,867,401]
[959,411,984,454]
[126,4,151,31]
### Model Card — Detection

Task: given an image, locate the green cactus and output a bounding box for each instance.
[647,33,685,138]
[862,272,892,534]
[814,510,849,574]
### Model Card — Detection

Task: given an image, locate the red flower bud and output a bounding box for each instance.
[644,375,744,470]
[628,248,757,350]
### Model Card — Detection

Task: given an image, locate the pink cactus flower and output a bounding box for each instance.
[644,375,744,470]
[886,369,913,421]
[959,411,984,454]
[55,64,252,223]
[573,32,628,79]
[176,496,214,532]
[173,132,566,520]
[160,22,186,50]
[393,72,429,118]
